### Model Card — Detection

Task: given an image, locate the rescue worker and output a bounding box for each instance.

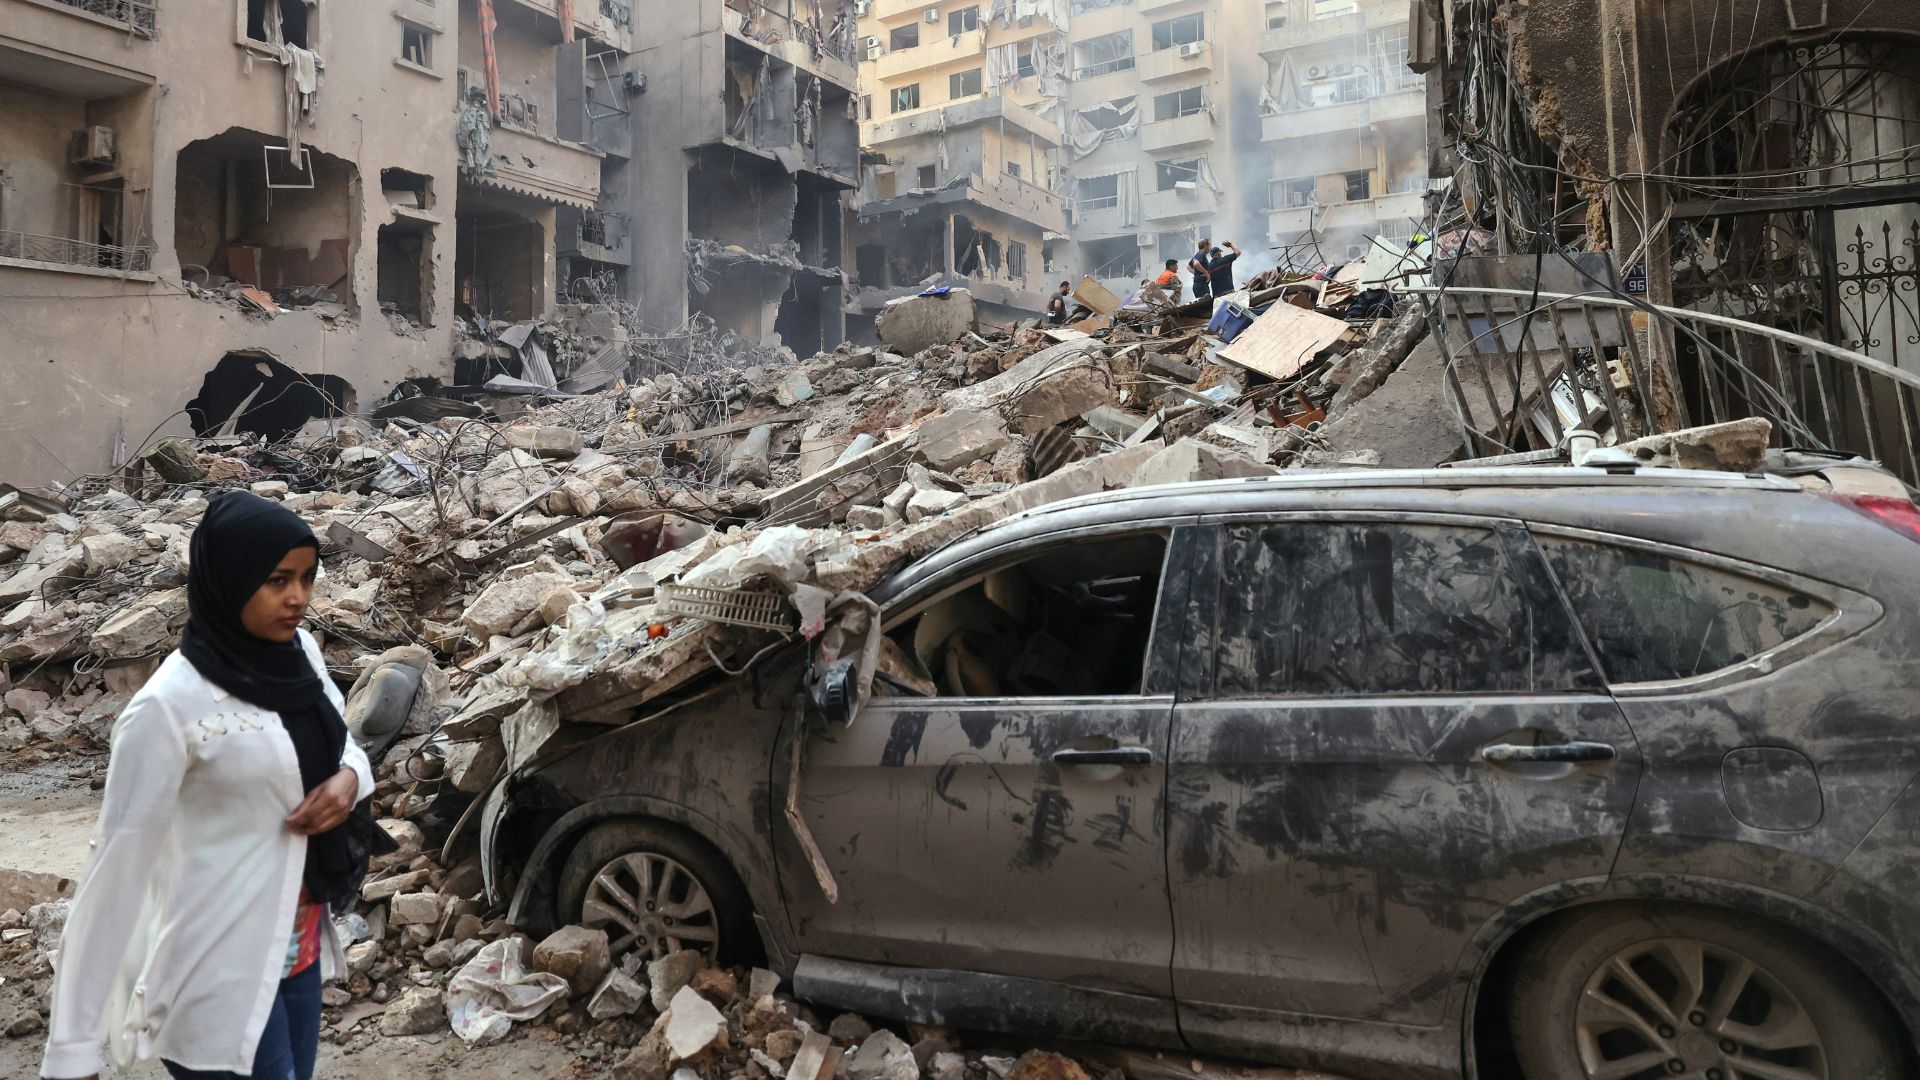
[1154,259,1184,303]
[1046,281,1071,325]
[1187,239,1214,303]
[1207,240,1242,298]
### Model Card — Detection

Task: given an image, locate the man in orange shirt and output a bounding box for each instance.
[1154,259,1184,302]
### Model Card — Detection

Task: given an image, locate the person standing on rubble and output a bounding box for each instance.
[1207,241,1242,298]
[1188,239,1214,303]
[1046,281,1071,325]
[40,491,388,1080]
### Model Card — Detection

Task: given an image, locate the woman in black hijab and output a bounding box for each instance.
[42,491,389,1080]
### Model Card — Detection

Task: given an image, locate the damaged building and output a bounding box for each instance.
[846,95,1068,339]
[0,0,459,490]
[1425,0,1920,480]
[624,0,861,357]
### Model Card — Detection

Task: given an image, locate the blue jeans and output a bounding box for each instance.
[163,963,323,1080]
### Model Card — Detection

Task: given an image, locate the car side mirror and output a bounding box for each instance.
[809,657,857,726]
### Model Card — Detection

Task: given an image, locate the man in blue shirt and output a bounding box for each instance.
[1206,241,1241,298]
[1187,239,1214,303]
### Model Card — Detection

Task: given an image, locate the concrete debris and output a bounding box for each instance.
[589,969,649,1020]
[876,289,977,355]
[647,949,703,1012]
[532,924,613,998]
[1612,418,1772,472]
[378,986,447,1036]
[663,984,727,1059]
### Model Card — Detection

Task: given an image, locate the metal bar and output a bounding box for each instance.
[1852,364,1881,463]
[1520,316,1564,444]
[1465,296,1517,448]
[1429,299,1485,458]
[1609,306,1659,435]
[1669,180,1920,220]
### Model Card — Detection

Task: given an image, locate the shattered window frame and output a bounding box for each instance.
[1150,13,1204,52]
[1153,85,1206,122]
[889,83,921,114]
[947,5,980,37]
[949,67,984,99]
[1533,531,1837,687]
[1073,30,1135,80]
[1155,157,1203,193]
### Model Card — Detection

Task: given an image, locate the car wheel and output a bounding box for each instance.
[1508,903,1901,1080]
[556,819,756,968]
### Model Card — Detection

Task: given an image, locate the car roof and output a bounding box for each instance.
[999,465,1798,530]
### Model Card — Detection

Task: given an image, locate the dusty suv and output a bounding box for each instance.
[482,462,1920,1080]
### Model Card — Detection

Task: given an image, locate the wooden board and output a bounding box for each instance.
[1215,301,1355,382]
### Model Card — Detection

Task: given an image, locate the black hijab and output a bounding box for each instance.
[180,491,392,912]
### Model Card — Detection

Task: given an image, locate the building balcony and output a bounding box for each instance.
[0,229,155,276]
[476,125,603,209]
[724,2,858,86]
[865,93,1061,148]
[2,0,159,95]
[1142,184,1218,221]
[559,208,631,266]
[1138,0,1207,11]
[870,0,929,19]
[1141,111,1215,154]
[872,27,986,82]
[1260,8,1365,55]
[1266,188,1429,242]
[1137,41,1213,84]
[502,0,628,49]
[1262,86,1424,141]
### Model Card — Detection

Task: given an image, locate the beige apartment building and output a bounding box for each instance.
[1063,0,1267,297]
[1258,0,1428,265]
[848,0,1071,332]
[0,0,645,490]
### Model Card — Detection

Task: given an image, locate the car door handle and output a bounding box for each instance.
[1479,741,1617,764]
[1052,747,1156,767]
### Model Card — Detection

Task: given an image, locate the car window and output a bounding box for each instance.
[875,531,1170,698]
[1535,535,1833,683]
[1215,522,1590,696]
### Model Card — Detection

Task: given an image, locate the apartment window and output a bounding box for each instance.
[1345,171,1371,201]
[1273,176,1316,208]
[1151,14,1204,51]
[918,165,938,188]
[1156,158,1202,192]
[950,68,983,98]
[861,94,873,120]
[400,22,431,68]
[1008,241,1027,281]
[1313,0,1360,17]
[1078,97,1137,132]
[247,0,311,48]
[890,84,921,113]
[1077,174,1121,213]
[1073,31,1135,79]
[1005,161,1023,179]
[1016,44,1037,79]
[1369,25,1419,92]
[889,23,920,50]
[948,5,980,35]
[1153,86,1206,122]
[1330,74,1369,103]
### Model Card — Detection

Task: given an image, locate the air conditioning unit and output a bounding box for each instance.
[924,7,940,22]
[70,126,116,167]
[1135,233,1158,247]
[866,43,884,60]
[1329,62,1354,75]
[1175,180,1198,195]
[865,35,882,47]
[854,0,871,12]
[1177,42,1204,59]
[1306,64,1325,79]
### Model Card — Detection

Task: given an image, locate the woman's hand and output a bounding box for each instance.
[285,766,358,835]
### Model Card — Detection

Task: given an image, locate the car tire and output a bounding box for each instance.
[1507,903,1902,1080]
[556,819,758,969]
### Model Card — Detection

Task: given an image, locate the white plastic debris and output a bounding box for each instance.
[445,938,571,1045]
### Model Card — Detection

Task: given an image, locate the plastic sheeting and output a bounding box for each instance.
[446,938,571,1045]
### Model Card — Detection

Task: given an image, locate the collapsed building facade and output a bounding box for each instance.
[625,1,860,358]
[1425,0,1920,481]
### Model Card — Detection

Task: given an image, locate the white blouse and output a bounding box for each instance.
[41,630,375,1079]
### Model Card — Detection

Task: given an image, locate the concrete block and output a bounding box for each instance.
[876,289,976,355]
[914,410,1010,472]
[1131,440,1276,488]
[502,425,583,459]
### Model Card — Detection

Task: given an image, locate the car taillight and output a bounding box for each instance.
[1829,493,1920,544]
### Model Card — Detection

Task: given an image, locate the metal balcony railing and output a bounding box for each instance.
[1416,285,1920,485]
[44,0,156,34]
[577,209,628,251]
[0,230,154,272]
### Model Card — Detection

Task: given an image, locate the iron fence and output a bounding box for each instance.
[0,230,154,273]
[1415,285,1920,486]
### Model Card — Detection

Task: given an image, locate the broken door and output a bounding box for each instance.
[773,526,1187,1039]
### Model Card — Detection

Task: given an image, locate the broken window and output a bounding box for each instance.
[455,197,543,322]
[1216,523,1594,697]
[949,68,982,99]
[1073,31,1134,79]
[948,5,979,36]
[1007,241,1027,281]
[916,164,938,189]
[1154,86,1205,122]
[1151,14,1203,51]
[186,352,351,441]
[1272,176,1315,208]
[1536,536,1832,684]
[1080,234,1140,279]
[246,0,311,48]
[876,532,1170,700]
[1077,173,1120,212]
[1016,45,1036,79]
[1077,97,1136,132]
[1155,158,1201,193]
[1344,170,1370,201]
[890,84,920,114]
[400,22,431,68]
[174,129,355,307]
[377,220,432,325]
[380,168,432,210]
[888,23,919,51]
